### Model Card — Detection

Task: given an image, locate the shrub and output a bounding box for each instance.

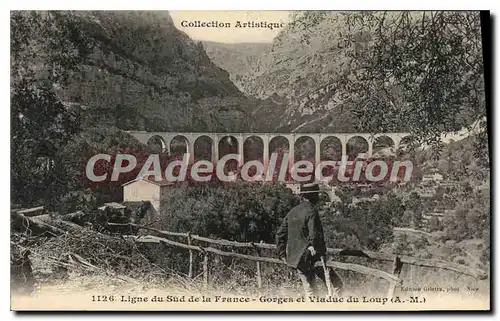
[158,182,300,243]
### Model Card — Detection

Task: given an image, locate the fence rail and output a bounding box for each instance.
[124,234,399,283]
[109,222,487,280]
[109,221,487,299]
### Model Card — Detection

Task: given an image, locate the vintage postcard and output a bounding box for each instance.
[10,10,490,311]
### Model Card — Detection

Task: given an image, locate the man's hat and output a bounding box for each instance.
[299,183,320,194]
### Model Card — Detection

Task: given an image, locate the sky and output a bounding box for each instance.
[169,11,291,43]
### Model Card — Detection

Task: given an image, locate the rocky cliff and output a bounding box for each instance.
[202,12,366,133]
[12,11,256,133]
[202,41,271,93]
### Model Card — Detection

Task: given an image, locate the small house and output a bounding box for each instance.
[122,176,173,215]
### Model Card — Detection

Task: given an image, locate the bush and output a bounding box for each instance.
[158,182,300,243]
[444,190,490,242]
[320,188,403,251]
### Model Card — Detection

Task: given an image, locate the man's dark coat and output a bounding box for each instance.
[275,201,327,268]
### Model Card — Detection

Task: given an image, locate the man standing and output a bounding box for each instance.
[276,183,342,297]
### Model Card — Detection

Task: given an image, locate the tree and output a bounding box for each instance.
[11,82,81,205]
[393,234,412,255]
[157,182,300,243]
[443,190,489,241]
[338,12,487,161]
[11,11,95,206]
[321,189,404,251]
[406,192,423,228]
[55,126,148,210]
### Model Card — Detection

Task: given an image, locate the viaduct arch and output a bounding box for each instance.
[128,131,411,166]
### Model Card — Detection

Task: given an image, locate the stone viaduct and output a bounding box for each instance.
[126,131,411,165]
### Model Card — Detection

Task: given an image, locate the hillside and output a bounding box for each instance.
[11,11,255,133]
[202,41,271,92]
[203,12,363,133]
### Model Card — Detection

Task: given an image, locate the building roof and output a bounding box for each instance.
[122,175,174,187]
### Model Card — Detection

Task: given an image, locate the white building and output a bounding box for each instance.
[122,176,173,215]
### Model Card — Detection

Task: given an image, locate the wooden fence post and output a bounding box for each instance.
[254,241,263,289]
[387,256,403,299]
[187,232,193,279]
[203,251,209,289]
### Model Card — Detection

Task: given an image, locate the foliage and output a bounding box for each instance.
[56,189,99,215]
[10,11,490,276]
[393,234,413,255]
[158,182,300,243]
[320,187,404,251]
[55,126,148,208]
[11,11,94,206]
[398,192,424,228]
[443,190,489,242]
[338,12,487,159]
[433,137,490,181]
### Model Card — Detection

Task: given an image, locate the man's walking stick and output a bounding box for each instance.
[320,256,334,297]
